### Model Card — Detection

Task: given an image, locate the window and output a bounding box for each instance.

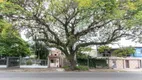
[51,59,54,63]
[103,54,106,57]
[102,53,111,57]
[141,49,142,54]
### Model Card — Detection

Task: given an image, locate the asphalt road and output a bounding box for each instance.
[0,72,142,80]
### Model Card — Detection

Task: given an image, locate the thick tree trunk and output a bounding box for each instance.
[69,58,77,70]
[66,54,77,70]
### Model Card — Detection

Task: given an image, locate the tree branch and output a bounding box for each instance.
[75,20,113,38]
[33,15,65,47]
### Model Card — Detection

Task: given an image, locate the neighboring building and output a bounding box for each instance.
[48,49,65,68]
[47,46,142,69]
[96,47,142,69]
[82,49,98,58]
[97,48,118,57]
[97,47,142,58]
[131,47,142,58]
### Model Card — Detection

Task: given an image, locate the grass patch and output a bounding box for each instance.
[63,65,89,71]
[75,66,89,71]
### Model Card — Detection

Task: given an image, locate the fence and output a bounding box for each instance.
[77,57,109,69]
[107,57,142,69]
[20,58,48,66]
[7,57,20,68]
[0,58,7,65]
[2,57,142,69]
[0,57,48,68]
[77,57,142,69]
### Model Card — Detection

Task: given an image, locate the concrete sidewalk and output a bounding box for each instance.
[0,68,65,72]
[0,68,142,72]
[89,69,142,72]
[114,69,142,72]
[89,69,122,72]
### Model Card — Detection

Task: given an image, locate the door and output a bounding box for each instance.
[50,58,59,67]
[125,60,129,68]
[140,60,142,68]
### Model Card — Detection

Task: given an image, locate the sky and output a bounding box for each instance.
[108,38,142,48]
[21,30,30,41]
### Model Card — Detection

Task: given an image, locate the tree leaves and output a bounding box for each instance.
[0,20,31,57]
[0,0,4,3]
[98,46,111,54]
[76,0,93,8]
[112,47,135,57]
[0,1,23,16]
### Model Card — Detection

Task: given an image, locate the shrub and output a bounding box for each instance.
[26,60,32,65]
[75,66,89,71]
[63,65,89,71]
[63,66,71,71]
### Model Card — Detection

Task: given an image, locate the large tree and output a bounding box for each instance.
[1,0,142,69]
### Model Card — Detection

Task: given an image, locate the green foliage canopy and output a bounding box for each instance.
[77,47,92,59]
[0,20,31,57]
[98,46,111,54]
[112,47,135,57]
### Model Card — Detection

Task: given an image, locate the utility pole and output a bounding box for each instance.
[87,52,89,68]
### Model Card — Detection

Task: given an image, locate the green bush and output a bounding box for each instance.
[26,60,32,65]
[63,65,89,71]
[63,66,71,71]
[75,66,89,71]
[77,58,108,68]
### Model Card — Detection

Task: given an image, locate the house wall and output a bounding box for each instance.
[48,49,65,68]
[89,50,98,57]
[116,60,124,69]
[108,57,142,69]
[129,60,139,69]
[108,59,124,69]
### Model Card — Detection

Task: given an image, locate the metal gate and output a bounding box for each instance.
[7,57,20,68]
